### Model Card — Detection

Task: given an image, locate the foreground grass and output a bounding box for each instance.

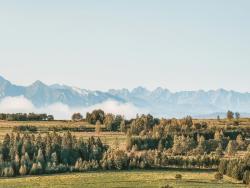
[0,170,244,188]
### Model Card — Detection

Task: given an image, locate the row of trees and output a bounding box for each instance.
[0,132,106,177]
[0,131,222,177]
[99,149,220,171]
[72,110,125,131]
[71,110,245,136]
[86,110,125,131]
[0,113,54,121]
[218,154,250,184]
[126,132,248,156]
[226,111,240,120]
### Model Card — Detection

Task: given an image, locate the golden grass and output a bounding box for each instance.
[0,170,244,188]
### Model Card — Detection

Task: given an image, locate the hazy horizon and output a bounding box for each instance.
[1,74,250,94]
[1,74,250,120]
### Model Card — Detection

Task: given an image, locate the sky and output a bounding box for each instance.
[0,0,249,92]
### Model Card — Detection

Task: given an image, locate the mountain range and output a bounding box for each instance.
[0,75,250,118]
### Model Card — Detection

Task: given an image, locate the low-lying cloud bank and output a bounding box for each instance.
[0,96,147,120]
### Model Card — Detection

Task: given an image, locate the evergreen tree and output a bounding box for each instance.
[120,120,126,133]
[95,120,101,134]
[19,164,27,176]
[51,152,58,165]
[104,114,114,131]
[158,139,164,151]
[30,163,39,175]
[37,148,45,167]
[2,133,11,161]
[214,130,223,141]
[226,141,236,156]
[215,143,223,156]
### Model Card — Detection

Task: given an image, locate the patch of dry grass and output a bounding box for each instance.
[0,170,244,188]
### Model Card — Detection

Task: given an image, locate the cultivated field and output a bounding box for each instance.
[0,170,244,188]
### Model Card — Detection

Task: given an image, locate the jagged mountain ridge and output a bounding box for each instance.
[0,75,250,117]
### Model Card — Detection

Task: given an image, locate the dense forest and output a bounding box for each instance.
[0,110,250,185]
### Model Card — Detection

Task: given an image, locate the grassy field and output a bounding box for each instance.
[0,170,244,188]
[0,118,249,146]
[0,120,127,147]
[0,119,249,187]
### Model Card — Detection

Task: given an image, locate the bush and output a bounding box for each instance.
[44,163,57,174]
[160,184,173,188]
[233,120,239,126]
[214,172,223,180]
[218,159,228,174]
[175,174,182,180]
[13,125,37,132]
[243,170,250,184]
[57,164,69,173]
[19,165,27,176]
[30,163,39,175]
[2,167,15,177]
[30,162,43,175]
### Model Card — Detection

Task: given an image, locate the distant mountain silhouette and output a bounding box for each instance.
[0,75,250,117]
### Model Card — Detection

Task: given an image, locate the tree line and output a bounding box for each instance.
[0,132,106,177]
[0,113,54,121]
[218,154,250,184]
[72,110,124,131]
[0,132,221,177]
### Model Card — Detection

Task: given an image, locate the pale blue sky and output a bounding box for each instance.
[0,1,249,91]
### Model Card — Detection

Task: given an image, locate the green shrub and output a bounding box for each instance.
[13,125,37,132]
[214,172,223,180]
[2,167,15,177]
[243,170,250,184]
[160,184,173,188]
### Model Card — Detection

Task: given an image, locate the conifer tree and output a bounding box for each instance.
[19,164,27,176]
[226,141,236,156]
